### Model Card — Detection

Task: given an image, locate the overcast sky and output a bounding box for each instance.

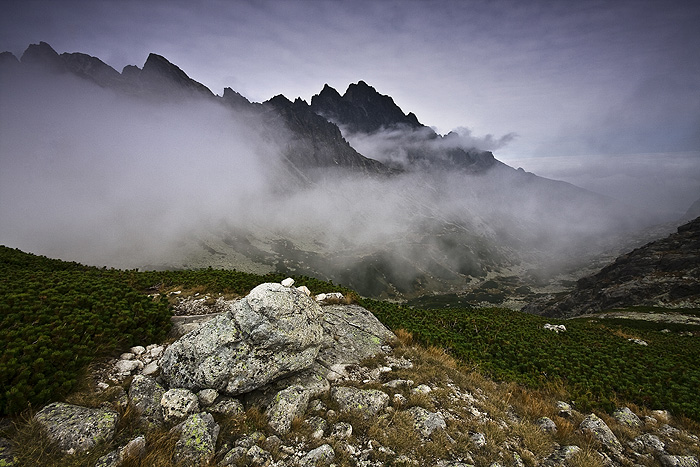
[2,0,699,209]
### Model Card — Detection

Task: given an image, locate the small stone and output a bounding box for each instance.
[297,285,311,296]
[97,382,109,391]
[246,445,271,466]
[331,386,389,418]
[407,406,446,437]
[115,359,140,374]
[266,385,311,435]
[579,413,622,454]
[537,416,557,433]
[263,435,281,452]
[300,444,335,466]
[383,378,415,389]
[330,422,353,439]
[281,277,295,287]
[148,345,164,359]
[659,455,699,467]
[197,388,218,406]
[613,407,642,427]
[130,346,146,355]
[556,401,572,418]
[412,384,432,394]
[471,432,487,448]
[305,416,328,439]
[141,361,158,376]
[120,352,135,360]
[161,388,200,424]
[206,396,244,416]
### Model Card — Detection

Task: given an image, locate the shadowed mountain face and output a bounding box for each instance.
[524,217,700,317]
[0,42,664,299]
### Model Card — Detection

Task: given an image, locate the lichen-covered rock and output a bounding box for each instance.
[537,416,558,434]
[628,433,665,454]
[613,406,642,427]
[407,406,446,437]
[266,385,312,435]
[659,455,699,467]
[128,375,165,427]
[172,412,220,466]
[94,436,146,467]
[206,396,244,416]
[159,283,324,395]
[542,445,581,466]
[300,444,335,466]
[197,388,218,406]
[34,402,118,454]
[316,304,395,374]
[579,413,623,454]
[161,388,200,424]
[331,386,389,418]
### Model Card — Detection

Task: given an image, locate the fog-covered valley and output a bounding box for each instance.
[1,43,696,299]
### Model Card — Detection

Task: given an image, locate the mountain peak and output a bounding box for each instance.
[310,81,422,133]
[20,41,65,72]
[140,53,213,97]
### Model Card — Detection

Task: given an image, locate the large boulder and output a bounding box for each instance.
[316,304,396,374]
[34,402,118,454]
[159,283,324,395]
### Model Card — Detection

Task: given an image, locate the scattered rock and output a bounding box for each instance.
[613,406,642,427]
[331,386,390,418]
[407,406,447,437]
[266,385,311,435]
[470,432,487,448]
[128,375,165,427]
[172,412,220,466]
[543,323,566,333]
[300,444,335,466]
[543,445,581,466]
[161,388,200,424]
[537,416,557,434]
[206,396,244,417]
[659,455,700,467]
[197,388,218,406]
[579,413,623,454]
[34,402,118,454]
[281,277,295,287]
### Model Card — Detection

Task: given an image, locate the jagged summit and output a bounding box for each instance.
[140,52,214,97]
[311,81,422,134]
[19,41,66,72]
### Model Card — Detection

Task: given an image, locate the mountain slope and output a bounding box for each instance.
[524,216,700,317]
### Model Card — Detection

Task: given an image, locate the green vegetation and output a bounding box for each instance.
[0,246,352,416]
[2,245,699,423]
[359,298,700,420]
[0,247,172,415]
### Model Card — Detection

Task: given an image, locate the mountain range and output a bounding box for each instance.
[0,42,680,300]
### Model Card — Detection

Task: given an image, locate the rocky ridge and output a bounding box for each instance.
[524,217,700,318]
[3,280,698,466]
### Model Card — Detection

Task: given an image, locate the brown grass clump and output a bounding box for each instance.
[393,328,414,347]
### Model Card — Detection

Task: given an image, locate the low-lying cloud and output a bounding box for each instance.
[1,65,691,297]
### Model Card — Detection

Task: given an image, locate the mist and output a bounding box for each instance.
[1,64,688,297]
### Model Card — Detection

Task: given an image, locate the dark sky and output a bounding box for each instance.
[2,0,700,207]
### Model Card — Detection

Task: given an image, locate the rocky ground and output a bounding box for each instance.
[1,281,699,467]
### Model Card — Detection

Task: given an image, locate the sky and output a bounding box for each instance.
[1,0,699,210]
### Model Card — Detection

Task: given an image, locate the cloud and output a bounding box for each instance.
[1,61,694,298]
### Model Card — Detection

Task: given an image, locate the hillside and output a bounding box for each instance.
[0,247,698,466]
[524,216,700,318]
